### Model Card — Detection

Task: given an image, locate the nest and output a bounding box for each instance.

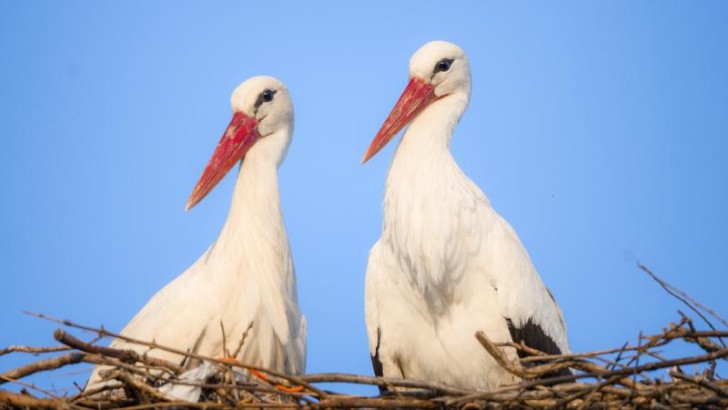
[2,265,726,409]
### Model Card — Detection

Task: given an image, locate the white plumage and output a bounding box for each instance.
[87,76,306,389]
[363,41,569,390]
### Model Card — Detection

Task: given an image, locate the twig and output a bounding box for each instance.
[300,373,469,396]
[638,263,728,330]
[53,329,184,374]
[317,396,440,408]
[0,352,84,386]
[0,389,76,410]
[232,321,254,359]
[475,330,532,378]
[0,345,69,357]
[669,369,728,398]
[100,369,179,403]
[0,375,59,398]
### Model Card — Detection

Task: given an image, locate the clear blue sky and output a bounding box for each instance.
[2,1,727,394]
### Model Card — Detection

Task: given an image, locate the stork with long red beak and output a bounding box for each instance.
[87,76,305,388]
[363,41,570,390]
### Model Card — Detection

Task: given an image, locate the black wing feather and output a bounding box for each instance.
[506,317,571,378]
[370,328,387,393]
[371,327,384,377]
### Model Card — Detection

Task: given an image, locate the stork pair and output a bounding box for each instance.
[87,40,570,392]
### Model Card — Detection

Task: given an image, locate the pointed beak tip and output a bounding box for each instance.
[185,192,200,212]
[361,78,435,166]
[185,111,258,214]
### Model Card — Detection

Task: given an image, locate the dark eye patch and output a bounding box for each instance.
[433,58,454,75]
[254,89,277,108]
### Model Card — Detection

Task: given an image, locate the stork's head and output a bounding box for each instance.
[362,40,471,163]
[186,76,293,211]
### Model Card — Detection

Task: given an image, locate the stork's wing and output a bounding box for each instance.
[478,208,570,357]
[86,261,215,389]
[505,291,571,378]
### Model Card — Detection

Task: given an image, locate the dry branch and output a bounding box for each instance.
[53,329,183,374]
[639,263,728,330]
[0,353,84,386]
[0,390,75,410]
[0,346,69,357]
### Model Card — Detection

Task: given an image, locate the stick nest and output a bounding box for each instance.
[2,266,726,409]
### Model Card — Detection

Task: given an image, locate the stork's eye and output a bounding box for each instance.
[434,58,453,74]
[255,89,277,108]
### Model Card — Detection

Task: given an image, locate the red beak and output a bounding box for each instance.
[361,77,436,164]
[186,112,259,211]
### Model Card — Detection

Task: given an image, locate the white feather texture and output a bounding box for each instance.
[365,41,569,390]
[86,76,306,389]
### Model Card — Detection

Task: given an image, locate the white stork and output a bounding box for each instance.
[362,41,570,390]
[87,76,306,389]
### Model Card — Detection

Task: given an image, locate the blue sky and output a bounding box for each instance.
[1,1,727,395]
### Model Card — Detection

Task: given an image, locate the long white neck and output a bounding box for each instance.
[383,92,470,220]
[395,93,468,161]
[382,92,481,294]
[207,129,295,297]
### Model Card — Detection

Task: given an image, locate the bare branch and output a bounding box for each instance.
[638,263,728,330]
[0,352,84,385]
[53,328,183,374]
[0,390,76,410]
[0,345,69,357]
